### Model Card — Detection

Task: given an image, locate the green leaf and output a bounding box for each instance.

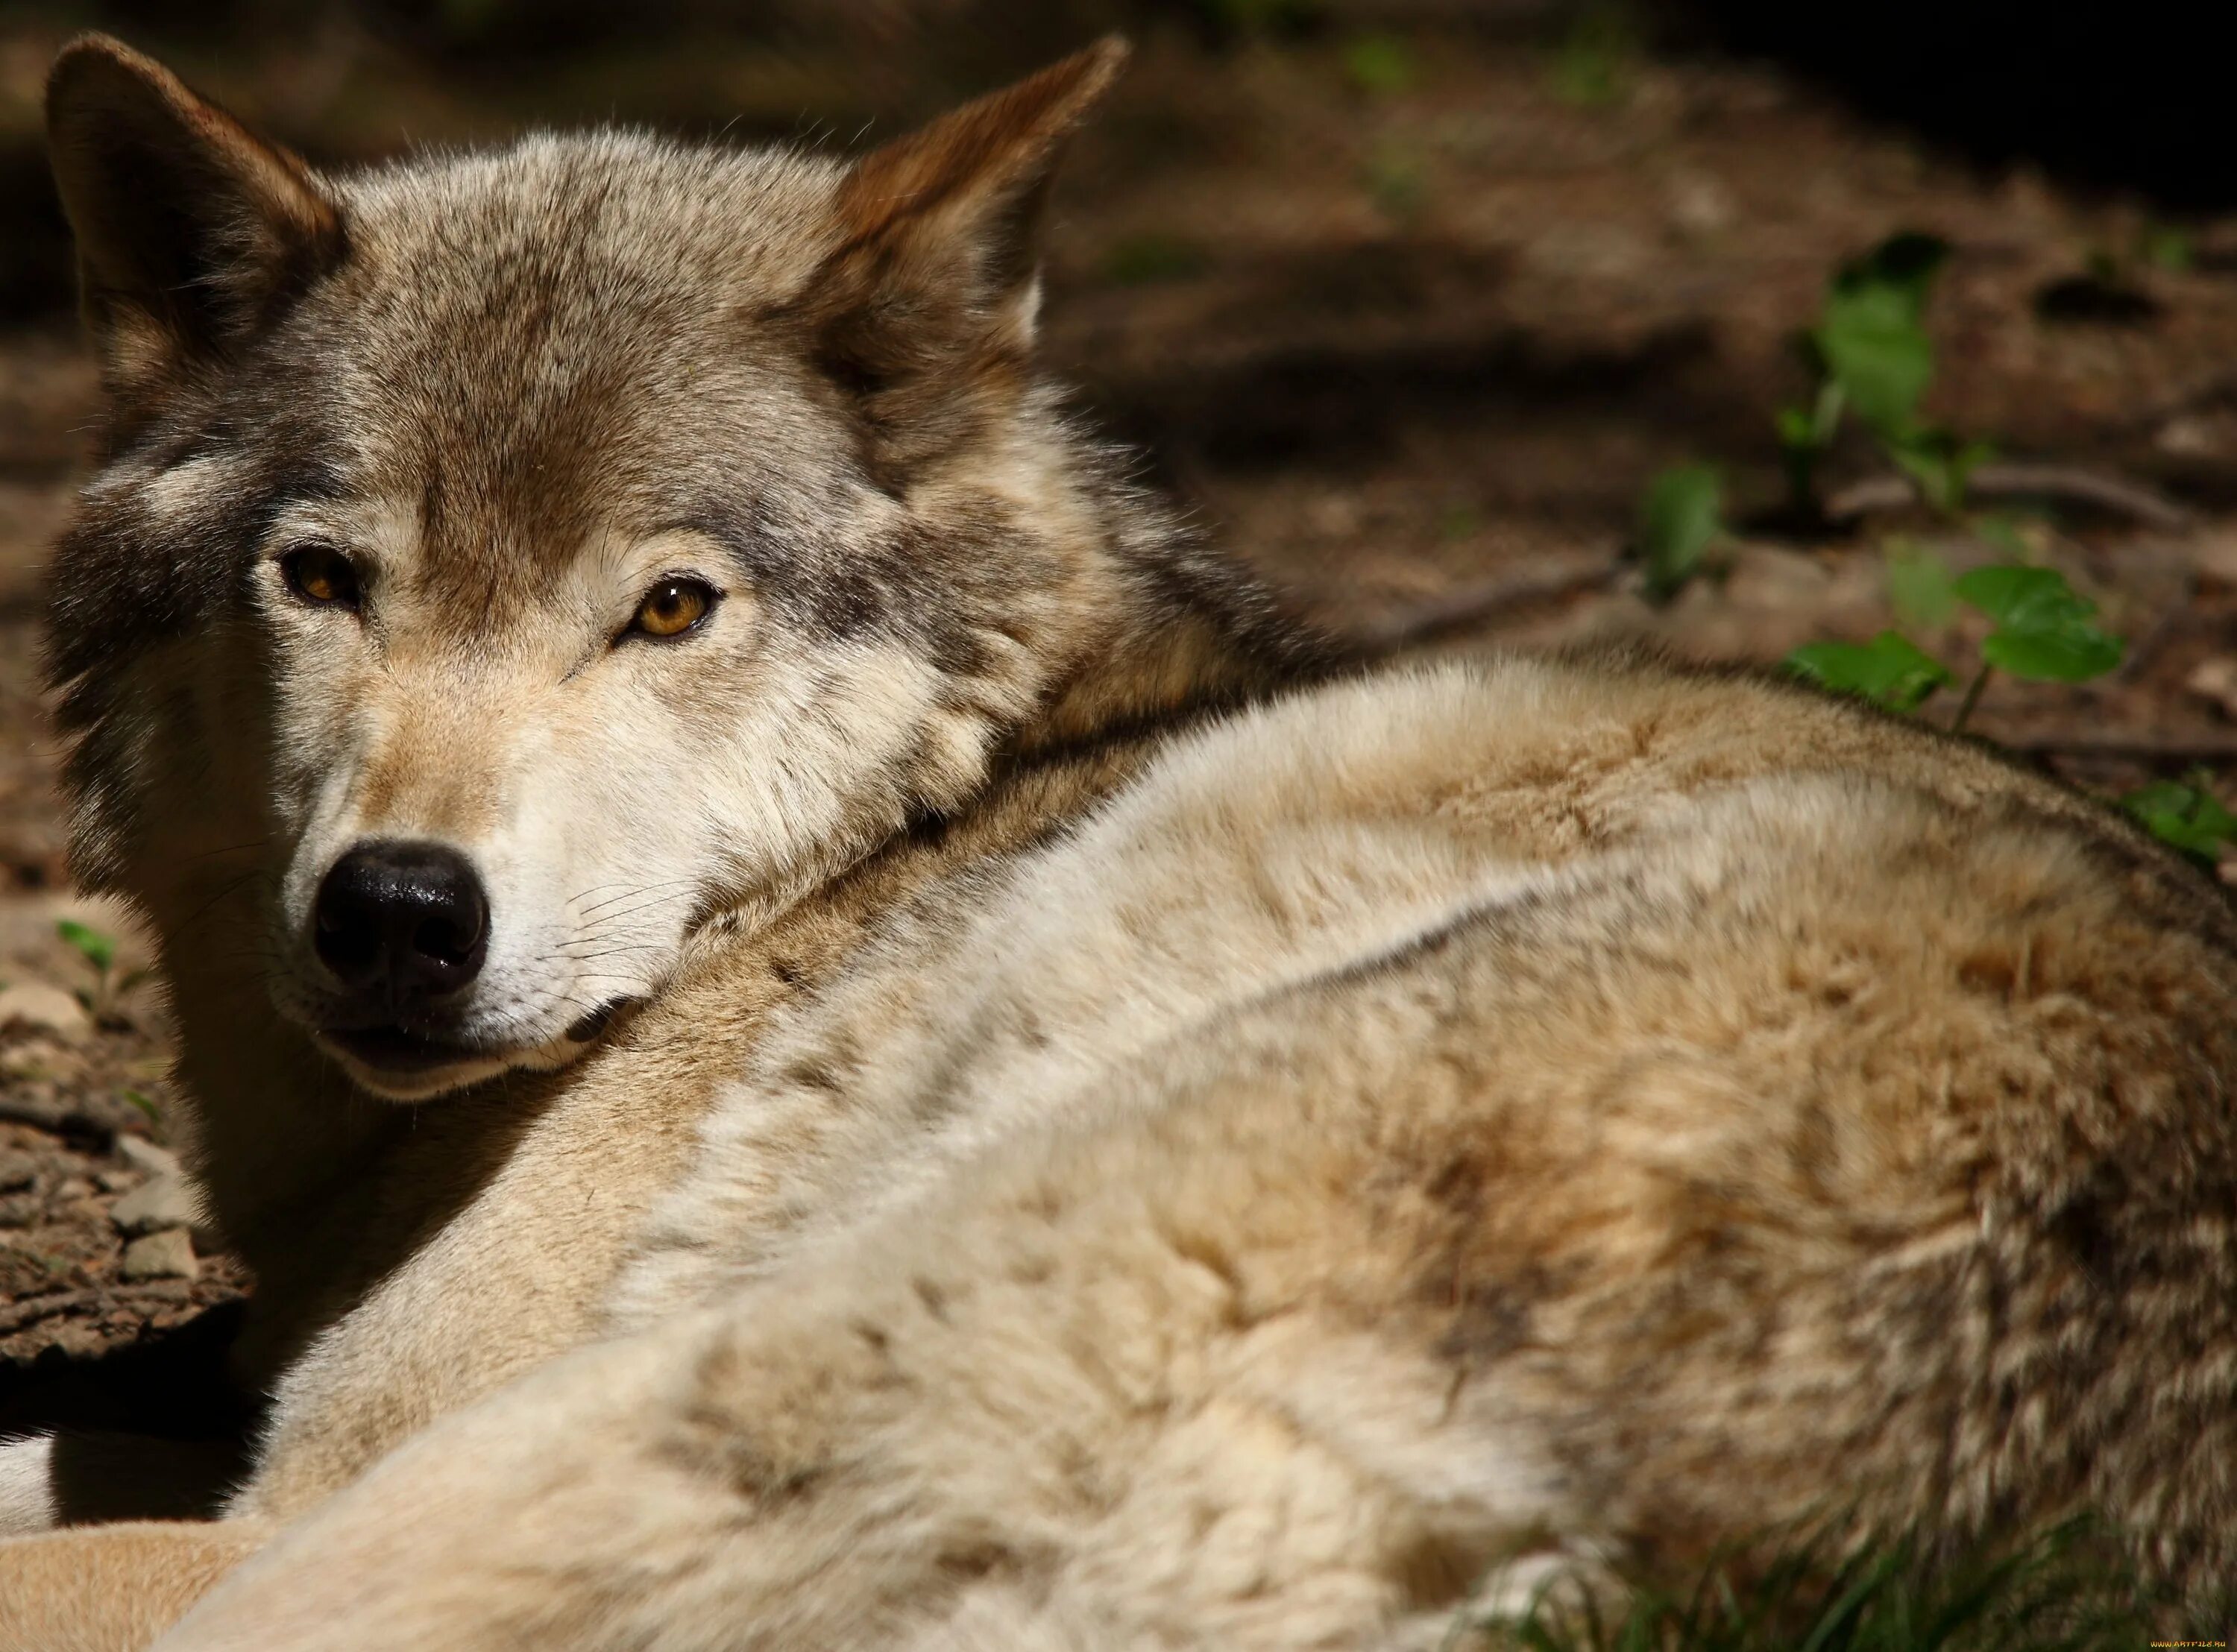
[1884,426,1995,514]
[1884,540,1957,629]
[121,1088,163,1126]
[1952,564,2126,683]
[1813,233,1950,435]
[2122,779,2237,860]
[56,918,117,974]
[2144,225,2194,274]
[1636,463,1725,600]
[1786,631,1954,712]
[1817,292,1934,435]
[1978,628,2125,681]
[1951,562,2112,644]
[1775,382,1846,512]
[1341,32,1415,95]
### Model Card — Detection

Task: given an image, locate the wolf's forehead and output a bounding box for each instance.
[333,139,846,384]
[318,136,842,432]
[291,136,851,551]
[336,133,846,324]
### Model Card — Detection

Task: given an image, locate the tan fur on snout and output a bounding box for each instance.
[15,28,2237,1652]
[339,681,511,846]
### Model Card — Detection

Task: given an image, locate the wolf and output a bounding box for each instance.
[2,30,2235,1651]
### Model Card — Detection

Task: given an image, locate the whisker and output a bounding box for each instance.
[564,877,687,909]
[568,889,699,931]
[558,943,666,964]
[573,880,699,921]
[184,836,274,862]
[177,867,274,930]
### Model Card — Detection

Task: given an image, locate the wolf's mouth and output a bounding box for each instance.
[314,997,638,1091]
[318,1024,495,1077]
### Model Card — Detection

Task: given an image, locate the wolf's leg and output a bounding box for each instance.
[0,1518,271,1651]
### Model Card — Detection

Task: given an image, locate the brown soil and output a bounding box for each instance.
[2,10,2233,1412]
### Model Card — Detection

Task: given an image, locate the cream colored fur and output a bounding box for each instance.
[153,654,2237,1648]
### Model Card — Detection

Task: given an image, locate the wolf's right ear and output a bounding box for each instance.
[45,34,343,403]
[806,39,1127,478]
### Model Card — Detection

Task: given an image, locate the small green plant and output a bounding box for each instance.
[2122,775,2237,863]
[1778,233,1994,518]
[2142,224,2194,274]
[1642,233,2223,868]
[1646,235,1987,602]
[56,916,145,1021]
[1774,388,1844,514]
[1815,234,1947,429]
[1787,555,2233,865]
[1342,32,1415,97]
[1887,428,1996,517]
[1785,561,2120,735]
[57,918,116,974]
[1635,463,1727,602]
[121,1088,163,1126]
[1950,564,2123,687]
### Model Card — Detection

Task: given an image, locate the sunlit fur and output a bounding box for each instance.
[4,32,2236,1652]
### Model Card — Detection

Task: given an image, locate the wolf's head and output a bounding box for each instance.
[42,36,1282,1103]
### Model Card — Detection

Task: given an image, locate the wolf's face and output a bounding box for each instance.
[44,38,1139,1099]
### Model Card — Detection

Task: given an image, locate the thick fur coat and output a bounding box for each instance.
[1,34,2232,1651]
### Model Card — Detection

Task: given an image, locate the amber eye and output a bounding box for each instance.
[278,545,361,609]
[628,577,718,641]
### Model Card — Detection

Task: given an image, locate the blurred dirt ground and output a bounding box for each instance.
[1,5,2233,1393]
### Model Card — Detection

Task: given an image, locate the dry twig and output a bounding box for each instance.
[1826,462,2193,531]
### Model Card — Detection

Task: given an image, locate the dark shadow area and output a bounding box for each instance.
[1085,320,1723,472]
[1686,0,2237,209]
[0,1299,259,1521]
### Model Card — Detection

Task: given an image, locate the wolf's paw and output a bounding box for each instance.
[0,1433,58,1537]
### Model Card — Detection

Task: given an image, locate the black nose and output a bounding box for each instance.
[313,840,489,1003]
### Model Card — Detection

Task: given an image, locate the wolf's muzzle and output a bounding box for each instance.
[314,839,491,1006]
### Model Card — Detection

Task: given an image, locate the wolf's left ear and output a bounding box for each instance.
[45,34,344,403]
[810,38,1127,453]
